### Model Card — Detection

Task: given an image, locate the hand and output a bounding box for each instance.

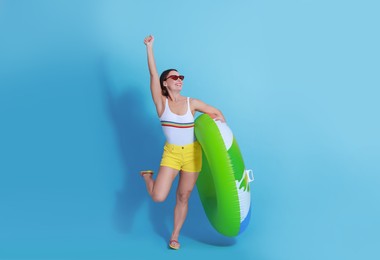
[214,116,226,122]
[208,113,225,123]
[144,35,154,46]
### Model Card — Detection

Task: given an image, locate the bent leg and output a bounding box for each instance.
[143,166,178,202]
[171,171,199,241]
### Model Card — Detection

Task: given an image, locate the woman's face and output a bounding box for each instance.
[164,71,184,92]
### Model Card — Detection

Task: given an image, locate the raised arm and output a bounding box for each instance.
[191,98,226,122]
[144,35,164,116]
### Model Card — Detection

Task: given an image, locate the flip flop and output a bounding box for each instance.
[140,170,154,177]
[169,240,180,250]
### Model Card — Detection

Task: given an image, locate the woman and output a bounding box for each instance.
[141,35,225,250]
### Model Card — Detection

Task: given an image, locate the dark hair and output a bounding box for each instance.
[159,69,177,98]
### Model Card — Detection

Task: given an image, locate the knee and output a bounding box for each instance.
[152,192,166,203]
[177,190,191,204]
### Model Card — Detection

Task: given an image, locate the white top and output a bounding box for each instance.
[159,97,195,146]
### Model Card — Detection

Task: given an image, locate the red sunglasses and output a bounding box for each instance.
[166,75,185,81]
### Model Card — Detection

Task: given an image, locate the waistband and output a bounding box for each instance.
[164,141,200,151]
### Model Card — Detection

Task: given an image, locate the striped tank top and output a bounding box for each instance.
[160,97,195,146]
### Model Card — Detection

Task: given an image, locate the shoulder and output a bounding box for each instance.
[190,97,205,106]
[190,98,209,112]
[189,97,201,105]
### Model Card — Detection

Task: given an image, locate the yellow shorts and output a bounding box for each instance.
[160,141,202,172]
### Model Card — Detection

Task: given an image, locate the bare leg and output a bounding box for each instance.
[171,171,199,242]
[142,166,179,202]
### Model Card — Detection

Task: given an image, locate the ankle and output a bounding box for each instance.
[171,233,179,241]
[143,174,153,180]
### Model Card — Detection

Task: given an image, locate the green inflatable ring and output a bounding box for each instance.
[195,114,253,237]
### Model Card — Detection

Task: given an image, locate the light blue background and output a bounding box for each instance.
[1,0,379,259]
